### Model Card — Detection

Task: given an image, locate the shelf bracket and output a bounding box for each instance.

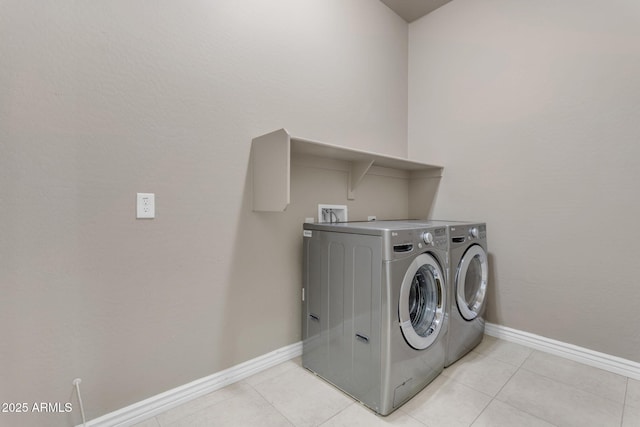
[348,160,374,200]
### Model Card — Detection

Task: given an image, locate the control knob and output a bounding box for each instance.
[422,232,434,244]
[469,227,479,239]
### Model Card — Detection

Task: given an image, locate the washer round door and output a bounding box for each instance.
[399,253,446,350]
[455,244,488,320]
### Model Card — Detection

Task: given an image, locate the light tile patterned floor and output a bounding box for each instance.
[133,336,638,427]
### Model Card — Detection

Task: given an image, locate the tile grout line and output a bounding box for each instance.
[396,408,429,427]
[439,366,496,400]
[315,402,355,427]
[472,337,534,370]
[484,348,563,427]
[497,354,624,427]
[620,377,628,427]
[159,381,261,427]
[467,347,532,427]
[133,413,161,426]
[244,375,299,427]
[153,381,255,427]
[247,362,357,426]
[442,345,524,399]
[465,395,493,427]
[517,360,628,407]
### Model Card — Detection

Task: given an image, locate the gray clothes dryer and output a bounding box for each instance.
[414,220,489,367]
[302,220,448,415]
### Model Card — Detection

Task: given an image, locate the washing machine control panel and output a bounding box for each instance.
[389,227,447,259]
[424,227,447,248]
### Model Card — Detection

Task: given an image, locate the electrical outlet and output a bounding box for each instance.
[318,204,347,223]
[137,193,155,219]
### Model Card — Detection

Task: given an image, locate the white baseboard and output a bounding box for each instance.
[485,322,640,380]
[80,341,302,427]
[81,324,640,427]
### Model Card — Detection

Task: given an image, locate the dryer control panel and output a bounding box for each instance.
[450,223,486,247]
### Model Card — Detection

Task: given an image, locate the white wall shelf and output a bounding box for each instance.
[251,128,443,215]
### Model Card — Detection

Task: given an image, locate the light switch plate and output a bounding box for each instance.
[137,193,155,219]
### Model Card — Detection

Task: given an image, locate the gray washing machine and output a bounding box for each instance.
[414,221,489,366]
[302,220,448,415]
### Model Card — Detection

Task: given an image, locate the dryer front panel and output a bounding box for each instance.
[399,253,446,350]
[455,244,488,321]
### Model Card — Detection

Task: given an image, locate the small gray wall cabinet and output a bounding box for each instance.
[251,128,443,217]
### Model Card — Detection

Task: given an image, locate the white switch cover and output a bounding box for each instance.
[137,193,155,219]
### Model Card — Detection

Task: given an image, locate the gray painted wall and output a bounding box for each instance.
[409,0,640,362]
[0,1,409,425]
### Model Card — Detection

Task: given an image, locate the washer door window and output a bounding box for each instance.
[456,245,488,320]
[399,253,446,350]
